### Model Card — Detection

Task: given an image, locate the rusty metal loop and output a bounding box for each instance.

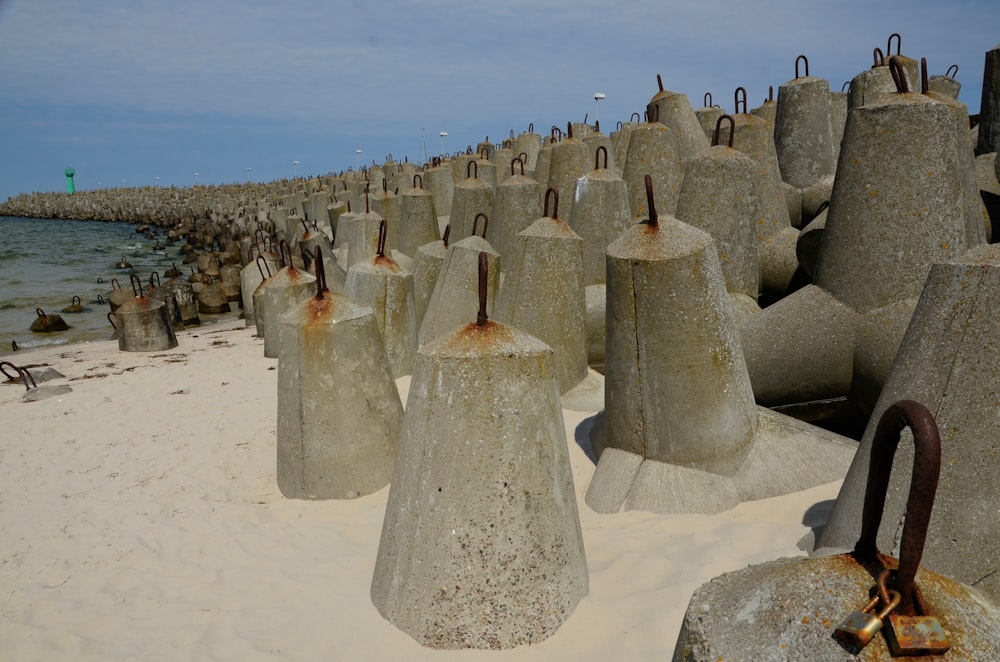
[795,54,809,78]
[442,224,451,249]
[518,151,527,163]
[649,104,660,123]
[16,365,36,391]
[413,174,423,189]
[768,85,774,102]
[841,81,851,92]
[595,146,608,171]
[0,360,20,382]
[255,255,272,281]
[734,87,748,115]
[71,295,81,306]
[544,188,559,220]
[377,219,388,257]
[703,92,713,107]
[873,47,885,68]
[107,311,117,331]
[630,112,641,123]
[510,156,525,176]
[853,399,942,617]
[889,55,909,93]
[476,251,489,327]
[149,271,161,289]
[382,178,388,193]
[472,213,489,239]
[946,64,958,77]
[36,307,45,317]
[594,119,600,133]
[313,246,327,298]
[97,277,104,284]
[528,122,534,132]
[643,174,658,228]
[616,121,623,131]
[97,295,105,305]
[566,121,573,139]
[467,160,478,180]
[713,115,735,148]
[130,274,144,298]
[921,57,929,94]
[111,278,121,291]
[887,32,901,56]
[656,73,664,92]
[480,147,489,160]
[300,219,310,236]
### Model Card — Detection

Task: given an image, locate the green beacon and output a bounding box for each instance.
[65,167,76,195]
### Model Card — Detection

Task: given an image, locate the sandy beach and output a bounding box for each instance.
[1,321,843,661]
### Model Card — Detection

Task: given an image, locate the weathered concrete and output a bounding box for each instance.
[816,250,1000,603]
[490,159,541,275]
[397,177,439,258]
[775,74,837,189]
[568,148,632,286]
[449,162,495,241]
[621,117,684,218]
[371,319,588,649]
[276,290,401,500]
[344,254,417,379]
[256,265,316,358]
[411,234,450,332]
[495,208,587,394]
[646,75,711,163]
[673,555,1000,661]
[976,44,1000,155]
[418,234,499,347]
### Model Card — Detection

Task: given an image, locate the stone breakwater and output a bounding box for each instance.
[0,180,296,227]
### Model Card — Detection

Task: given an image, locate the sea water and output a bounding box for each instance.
[0,216,237,357]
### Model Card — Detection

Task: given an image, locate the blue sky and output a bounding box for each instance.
[1,0,996,202]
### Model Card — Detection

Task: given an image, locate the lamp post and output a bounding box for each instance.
[155,176,160,186]
[292,160,299,178]
[356,149,362,170]
[246,167,251,182]
[194,172,199,186]
[594,92,606,127]
[439,131,448,156]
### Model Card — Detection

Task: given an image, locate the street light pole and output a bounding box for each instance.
[292,160,299,178]
[356,149,362,170]
[594,92,606,127]
[439,131,448,156]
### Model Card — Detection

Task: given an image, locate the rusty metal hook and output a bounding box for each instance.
[713,115,735,148]
[873,47,886,68]
[616,120,623,131]
[946,64,958,78]
[10,341,17,352]
[511,156,525,177]
[921,57,929,95]
[0,360,21,382]
[544,187,559,220]
[649,104,660,123]
[149,271,161,289]
[107,311,117,331]
[887,32,902,56]
[768,85,774,102]
[255,255,272,281]
[656,73,664,92]
[795,54,809,78]
[480,147,489,160]
[703,92,713,108]
[841,81,851,92]
[442,224,451,249]
[467,160,478,180]
[595,146,608,171]
[376,219,388,258]
[889,55,909,93]
[643,174,658,228]
[130,274,144,298]
[472,213,489,239]
[313,246,327,299]
[110,278,121,291]
[413,173,423,189]
[853,400,942,617]
[734,87,748,115]
[566,121,573,139]
[476,251,489,327]
[528,122,534,133]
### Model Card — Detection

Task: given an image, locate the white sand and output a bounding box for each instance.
[1,321,842,660]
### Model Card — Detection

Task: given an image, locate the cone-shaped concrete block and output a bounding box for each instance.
[371,320,588,649]
[450,165,494,241]
[569,157,632,286]
[257,266,316,358]
[850,296,918,407]
[599,217,758,473]
[646,84,711,163]
[584,283,605,370]
[775,75,837,188]
[411,237,449,332]
[276,291,401,500]
[398,183,439,258]
[418,235,499,347]
[344,256,417,379]
[495,215,587,394]
[675,145,759,299]
[815,93,970,312]
[491,166,541,274]
[545,135,591,222]
[422,161,454,218]
[344,209,386,270]
[622,120,684,218]
[816,249,1000,603]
